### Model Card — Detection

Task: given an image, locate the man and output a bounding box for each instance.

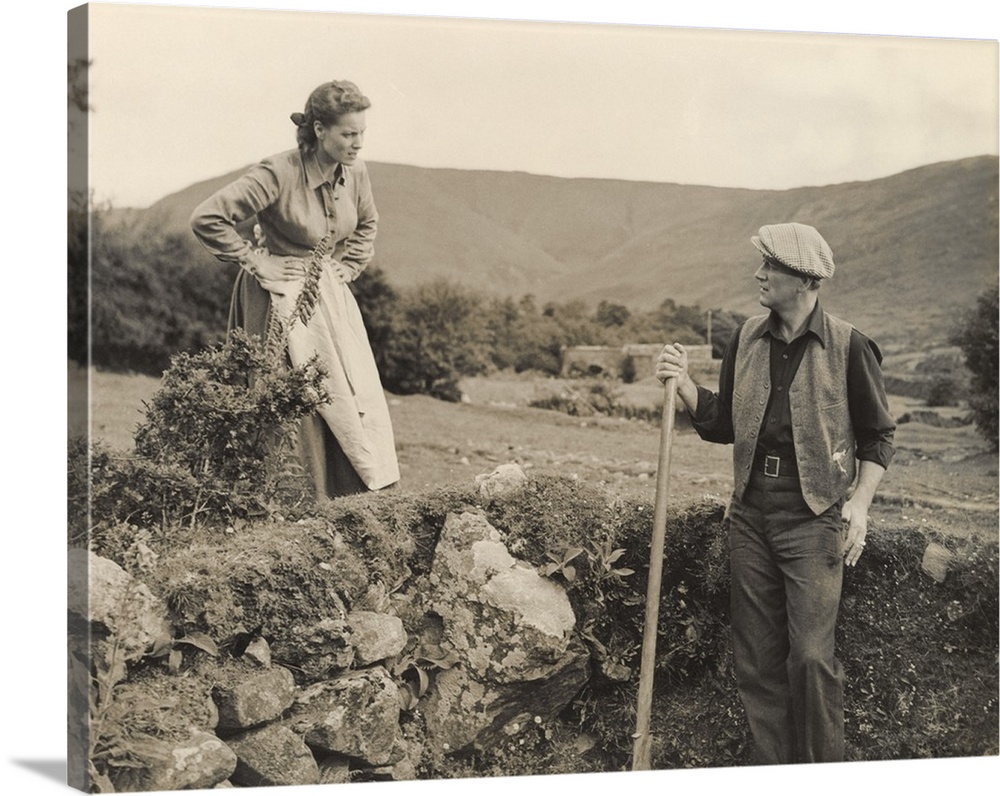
[655,222,895,764]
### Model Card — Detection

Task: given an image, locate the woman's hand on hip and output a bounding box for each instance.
[249,252,307,283]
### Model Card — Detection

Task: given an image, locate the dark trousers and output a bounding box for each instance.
[728,472,845,764]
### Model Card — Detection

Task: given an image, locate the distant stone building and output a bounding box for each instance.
[560,343,719,386]
[559,346,628,379]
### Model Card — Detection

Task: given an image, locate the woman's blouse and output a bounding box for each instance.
[190,148,378,278]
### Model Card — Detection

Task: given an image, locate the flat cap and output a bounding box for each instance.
[751,222,835,280]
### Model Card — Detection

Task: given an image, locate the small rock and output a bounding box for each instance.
[109,730,236,792]
[271,618,354,681]
[476,463,528,499]
[289,668,400,766]
[243,637,272,668]
[921,542,953,583]
[349,611,407,666]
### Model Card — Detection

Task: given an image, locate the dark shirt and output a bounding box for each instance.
[691,303,896,469]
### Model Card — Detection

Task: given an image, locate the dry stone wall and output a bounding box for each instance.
[73,464,594,790]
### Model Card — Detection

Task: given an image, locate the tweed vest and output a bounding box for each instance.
[731,312,857,514]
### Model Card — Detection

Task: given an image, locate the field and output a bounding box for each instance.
[73,364,998,543]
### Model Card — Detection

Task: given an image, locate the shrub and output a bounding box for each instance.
[950,286,999,448]
[133,328,331,523]
[68,330,333,544]
[529,379,662,424]
[379,280,492,401]
[78,210,235,375]
[925,375,960,407]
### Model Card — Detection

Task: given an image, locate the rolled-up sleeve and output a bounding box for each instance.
[689,331,738,445]
[340,161,378,277]
[190,163,279,263]
[849,330,896,469]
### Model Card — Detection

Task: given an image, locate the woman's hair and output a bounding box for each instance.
[291,80,371,151]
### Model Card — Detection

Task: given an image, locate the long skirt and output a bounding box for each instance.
[228,268,400,498]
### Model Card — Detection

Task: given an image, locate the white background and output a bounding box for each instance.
[3,2,998,794]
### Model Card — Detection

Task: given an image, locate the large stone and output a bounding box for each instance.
[349,611,407,666]
[270,617,355,682]
[108,730,236,792]
[286,668,400,766]
[429,512,576,682]
[68,549,170,659]
[419,511,587,758]
[226,724,319,787]
[422,636,590,758]
[213,666,297,731]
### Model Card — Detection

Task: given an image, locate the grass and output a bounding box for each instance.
[71,363,163,451]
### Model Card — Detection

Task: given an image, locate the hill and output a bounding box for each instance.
[124,155,998,349]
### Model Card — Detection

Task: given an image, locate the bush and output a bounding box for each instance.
[134,329,331,522]
[529,379,662,424]
[72,209,235,375]
[379,280,492,401]
[69,330,333,547]
[925,375,960,407]
[950,286,999,447]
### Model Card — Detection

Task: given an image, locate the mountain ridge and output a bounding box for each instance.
[124,155,999,349]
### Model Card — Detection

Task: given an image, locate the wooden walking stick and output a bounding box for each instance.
[631,375,678,770]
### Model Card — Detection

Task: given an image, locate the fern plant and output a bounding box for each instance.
[263,232,334,363]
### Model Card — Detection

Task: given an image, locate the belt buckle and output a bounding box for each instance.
[764,455,780,478]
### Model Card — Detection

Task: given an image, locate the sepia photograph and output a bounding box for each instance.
[12,1,1000,795]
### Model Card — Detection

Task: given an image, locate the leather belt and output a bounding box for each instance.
[754,453,799,478]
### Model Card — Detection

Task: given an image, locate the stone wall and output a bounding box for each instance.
[561,342,720,385]
[73,465,589,791]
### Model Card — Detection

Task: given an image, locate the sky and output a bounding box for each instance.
[0,4,997,796]
[78,0,999,208]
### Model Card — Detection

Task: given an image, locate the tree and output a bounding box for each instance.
[68,57,93,364]
[381,280,491,401]
[595,300,631,327]
[350,265,399,377]
[951,286,999,449]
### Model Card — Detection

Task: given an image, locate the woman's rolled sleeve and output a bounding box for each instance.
[190,164,279,263]
[340,162,378,277]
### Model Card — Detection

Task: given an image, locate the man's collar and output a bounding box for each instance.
[756,302,827,347]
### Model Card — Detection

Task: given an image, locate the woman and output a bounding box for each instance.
[190,79,399,498]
